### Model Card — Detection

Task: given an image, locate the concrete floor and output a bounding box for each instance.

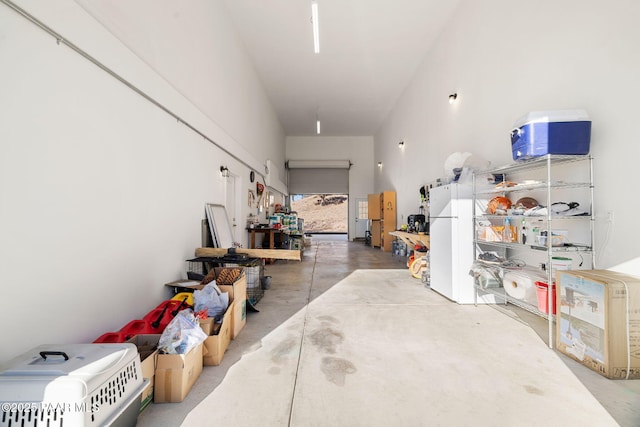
[137,236,640,427]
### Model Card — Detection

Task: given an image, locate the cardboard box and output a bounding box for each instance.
[200,302,233,366]
[218,272,247,339]
[556,270,640,379]
[166,268,247,339]
[153,342,204,403]
[199,317,214,335]
[126,334,161,411]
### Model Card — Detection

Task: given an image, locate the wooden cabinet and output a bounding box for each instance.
[367,191,396,250]
[367,194,381,220]
[380,191,396,252]
[371,220,381,247]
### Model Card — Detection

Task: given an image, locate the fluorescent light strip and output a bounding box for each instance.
[316,119,321,134]
[312,1,320,53]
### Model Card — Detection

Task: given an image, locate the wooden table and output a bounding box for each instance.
[247,227,288,264]
[247,227,277,249]
[389,230,430,250]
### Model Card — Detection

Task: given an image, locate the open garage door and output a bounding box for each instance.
[287,160,351,234]
[290,194,348,233]
[286,160,350,194]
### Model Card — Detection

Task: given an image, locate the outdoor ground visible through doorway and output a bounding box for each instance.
[291,194,347,233]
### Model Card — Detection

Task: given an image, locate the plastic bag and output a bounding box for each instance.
[468,260,503,289]
[193,282,229,320]
[158,308,207,354]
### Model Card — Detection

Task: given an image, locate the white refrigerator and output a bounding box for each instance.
[429,183,483,304]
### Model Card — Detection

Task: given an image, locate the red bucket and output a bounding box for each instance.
[535,281,557,314]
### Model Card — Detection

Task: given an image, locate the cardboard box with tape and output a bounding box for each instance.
[556,269,640,379]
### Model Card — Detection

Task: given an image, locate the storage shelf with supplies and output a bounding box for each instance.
[475,181,592,195]
[472,239,593,253]
[473,279,555,320]
[471,154,595,348]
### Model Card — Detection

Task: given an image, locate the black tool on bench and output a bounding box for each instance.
[220,247,249,263]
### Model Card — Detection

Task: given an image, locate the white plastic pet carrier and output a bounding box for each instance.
[0,343,146,427]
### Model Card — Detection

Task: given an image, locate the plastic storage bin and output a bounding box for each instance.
[535,281,557,314]
[511,110,591,160]
[0,343,146,427]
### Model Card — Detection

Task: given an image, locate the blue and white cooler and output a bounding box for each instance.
[0,344,147,427]
[511,110,591,160]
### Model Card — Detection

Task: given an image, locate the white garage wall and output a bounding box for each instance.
[286,136,375,241]
[375,0,640,274]
[0,1,284,363]
[72,0,285,170]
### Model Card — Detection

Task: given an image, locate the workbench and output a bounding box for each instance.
[389,230,430,250]
[247,227,282,250]
[246,227,290,264]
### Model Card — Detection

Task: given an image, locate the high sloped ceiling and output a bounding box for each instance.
[223,0,461,136]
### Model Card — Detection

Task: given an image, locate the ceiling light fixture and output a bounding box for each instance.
[311,0,320,53]
[377,161,383,168]
[449,93,458,104]
[316,119,321,134]
[398,141,405,149]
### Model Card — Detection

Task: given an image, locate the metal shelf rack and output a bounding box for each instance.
[472,154,594,348]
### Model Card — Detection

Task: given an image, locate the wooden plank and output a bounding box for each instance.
[195,247,301,261]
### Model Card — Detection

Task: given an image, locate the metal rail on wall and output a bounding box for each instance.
[1,0,261,176]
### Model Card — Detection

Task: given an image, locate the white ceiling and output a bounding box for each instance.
[223,0,461,137]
